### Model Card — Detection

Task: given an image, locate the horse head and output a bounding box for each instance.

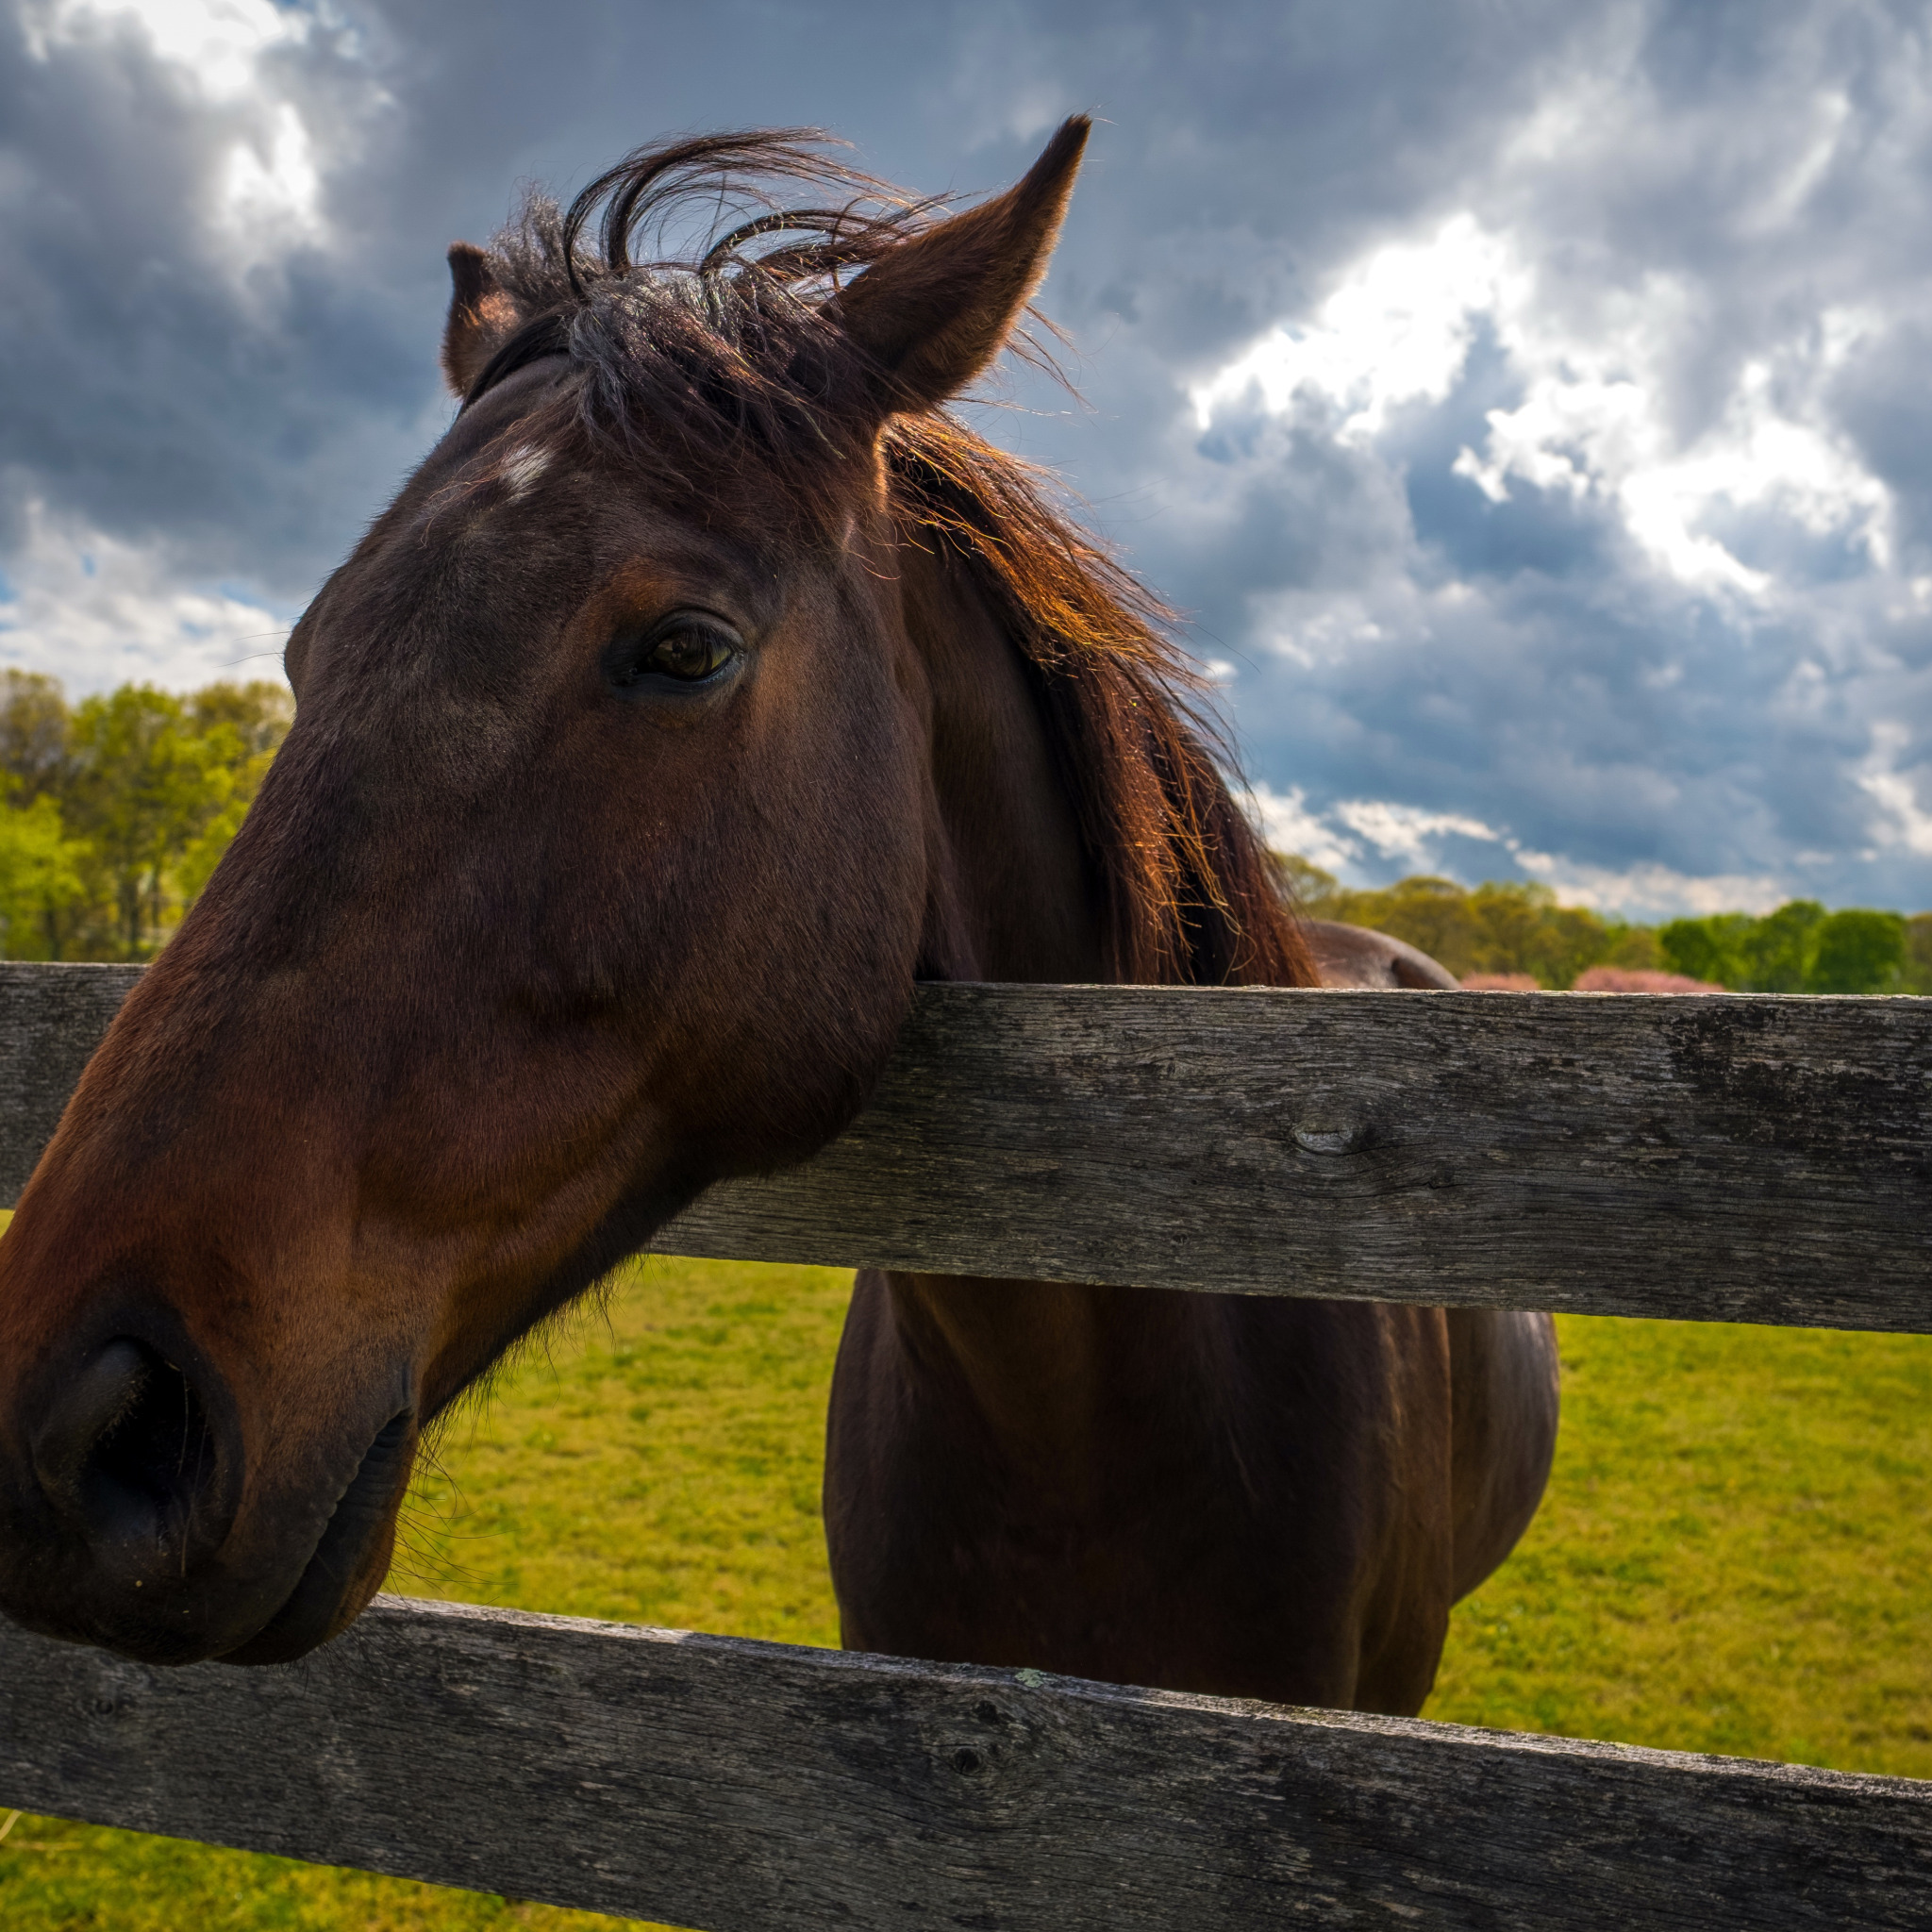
[0,121,1092,1665]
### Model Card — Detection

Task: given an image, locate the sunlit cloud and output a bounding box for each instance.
[1180,21,1932,912]
[1196,208,1894,602]
[23,0,311,98]
[1246,784,1515,881]
[1453,328,1891,597]
[1191,214,1519,442]
[22,0,341,268]
[1329,798,1506,871]
[220,98,325,254]
[1244,783,1359,875]
[6,0,1932,910]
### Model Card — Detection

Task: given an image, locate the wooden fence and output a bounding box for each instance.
[0,962,1928,1927]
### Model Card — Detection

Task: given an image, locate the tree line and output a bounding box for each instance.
[1279,856,1932,993]
[0,671,291,961]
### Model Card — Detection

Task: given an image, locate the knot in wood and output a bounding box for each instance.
[1291,1123,1373,1157]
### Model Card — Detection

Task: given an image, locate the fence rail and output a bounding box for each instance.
[2,961,1929,1927]
[2,1597,1928,1930]
[4,964,1929,1328]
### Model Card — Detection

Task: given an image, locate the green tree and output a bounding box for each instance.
[1658,914,1756,987]
[1466,880,1612,989]
[1267,859,1653,986]
[0,675,295,959]
[1903,914,1932,994]
[1600,923,1663,972]
[174,682,294,910]
[1333,875,1486,977]
[0,673,90,957]
[0,671,73,805]
[64,687,238,958]
[1807,908,1907,993]
[0,790,87,957]
[1740,900,1824,991]
[1273,853,1346,917]
[175,743,276,908]
[1661,903,1909,993]
[1268,855,1931,993]
[189,680,294,760]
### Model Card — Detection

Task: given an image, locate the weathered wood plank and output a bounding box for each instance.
[0,1597,1924,1931]
[657,981,1932,1330]
[0,963,141,1205]
[2,964,1928,1330]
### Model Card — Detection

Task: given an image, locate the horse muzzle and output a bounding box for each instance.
[217,1407,417,1666]
[0,1329,415,1667]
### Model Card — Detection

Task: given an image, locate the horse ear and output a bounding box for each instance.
[441,242,525,398]
[836,115,1090,416]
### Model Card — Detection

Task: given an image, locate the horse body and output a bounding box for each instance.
[0,119,1556,1709]
[826,531,1556,1710]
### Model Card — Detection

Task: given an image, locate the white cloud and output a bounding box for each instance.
[1330,797,1505,870]
[221,98,324,254]
[1857,721,1932,857]
[1182,28,1932,912]
[1244,783,1359,874]
[1244,784,1511,879]
[0,501,291,693]
[23,0,340,268]
[1191,214,1520,442]
[23,0,311,100]
[1249,595,1391,672]
[1195,208,1894,602]
[1511,852,1789,922]
[1248,782,1791,922]
[8,0,1932,920]
[1457,340,1890,596]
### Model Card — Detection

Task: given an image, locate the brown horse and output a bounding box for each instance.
[0,121,1557,1710]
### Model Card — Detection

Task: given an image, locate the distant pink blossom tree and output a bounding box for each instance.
[1571,966,1724,992]
[1459,967,1725,992]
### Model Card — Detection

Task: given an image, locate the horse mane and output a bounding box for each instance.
[471,131,1316,990]
[881,421,1313,987]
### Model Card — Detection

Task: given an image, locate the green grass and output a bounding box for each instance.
[7,1259,1932,1928]
[393,1256,848,1649]
[1429,1313,1932,1773]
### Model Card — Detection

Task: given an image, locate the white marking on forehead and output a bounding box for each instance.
[499,443,553,501]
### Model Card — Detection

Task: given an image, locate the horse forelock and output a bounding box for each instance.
[443,140,869,524]
[454,131,1063,531]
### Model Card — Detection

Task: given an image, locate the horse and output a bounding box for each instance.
[0,119,1557,1712]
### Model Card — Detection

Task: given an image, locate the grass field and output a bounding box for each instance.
[5,1256,1931,1929]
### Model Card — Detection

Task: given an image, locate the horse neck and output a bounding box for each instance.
[891,536,1201,1490]
[902,534,1106,985]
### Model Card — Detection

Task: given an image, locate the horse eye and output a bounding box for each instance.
[608,615,741,691]
[647,625,734,680]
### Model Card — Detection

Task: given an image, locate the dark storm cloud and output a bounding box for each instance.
[0,4,427,591]
[0,0,1583,587]
[1022,0,1932,911]
[7,0,1932,909]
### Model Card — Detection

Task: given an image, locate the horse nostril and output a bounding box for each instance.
[31,1339,225,1564]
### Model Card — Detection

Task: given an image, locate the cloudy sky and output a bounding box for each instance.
[6,0,1932,916]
